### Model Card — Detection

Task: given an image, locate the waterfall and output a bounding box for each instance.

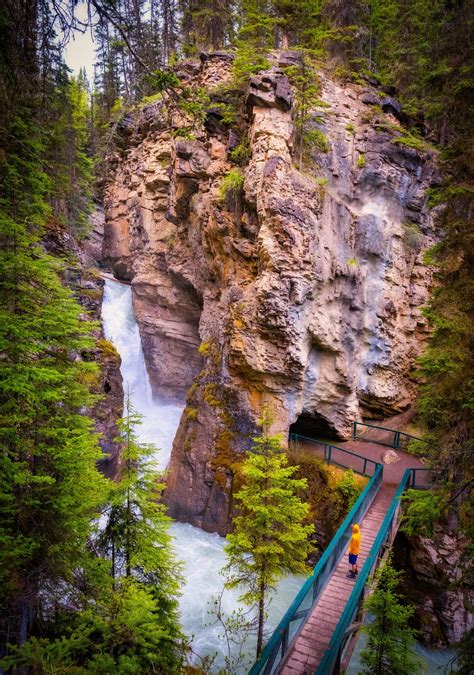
[102,278,183,467]
[101,277,304,671]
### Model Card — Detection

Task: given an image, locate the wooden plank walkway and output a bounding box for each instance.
[279,485,397,674]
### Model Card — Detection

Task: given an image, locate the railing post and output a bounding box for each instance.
[328,445,332,464]
[394,431,400,448]
[352,421,357,439]
[363,458,367,475]
[282,626,289,655]
[335,644,342,674]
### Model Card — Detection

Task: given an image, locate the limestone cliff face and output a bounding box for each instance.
[102,52,437,533]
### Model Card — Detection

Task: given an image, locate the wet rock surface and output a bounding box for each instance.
[44,214,124,476]
[102,52,438,532]
[394,529,473,646]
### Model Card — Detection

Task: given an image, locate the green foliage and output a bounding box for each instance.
[212,101,239,127]
[357,153,366,168]
[46,74,95,239]
[0,94,108,649]
[284,52,324,168]
[402,222,423,252]
[181,0,235,53]
[304,127,329,153]
[94,395,184,669]
[145,69,180,93]
[347,257,359,266]
[99,396,183,594]
[360,557,422,674]
[224,409,314,656]
[233,42,271,87]
[392,134,426,152]
[230,137,250,165]
[401,489,446,538]
[287,446,367,540]
[455,628,474,675]
[232,0,275,86]
[219,168,245,204]
[176,86,211,132]
[2,579,184,674]
[337,469,360,510]
[314,176,329,186]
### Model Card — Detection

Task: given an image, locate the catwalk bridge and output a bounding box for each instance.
[249,422,430,675]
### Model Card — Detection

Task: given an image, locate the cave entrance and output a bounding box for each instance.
[289,411,341,442]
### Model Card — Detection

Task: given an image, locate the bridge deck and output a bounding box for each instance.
[280,484,397,674]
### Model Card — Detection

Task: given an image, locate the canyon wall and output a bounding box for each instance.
[102,52,438,533]
[44,213,124,476]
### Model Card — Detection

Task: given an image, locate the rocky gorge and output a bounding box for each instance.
[93,50,472,649]
[102,51,438,533]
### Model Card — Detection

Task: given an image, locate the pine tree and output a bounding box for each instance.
[224,410,314,656]
[0,107,108,650]
[180,0,235,54]
[359,557,422,675]
[283,51,324,169]
[98,395,184,648]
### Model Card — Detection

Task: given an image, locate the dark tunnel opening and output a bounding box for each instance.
[289,411,342,442]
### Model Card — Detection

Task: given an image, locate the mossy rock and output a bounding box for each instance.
[97,339,120,362]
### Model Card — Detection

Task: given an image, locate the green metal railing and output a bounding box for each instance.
[352,421,421,450]
[316,467,430,674]
[289,433,380,477]
[248,462,383,675]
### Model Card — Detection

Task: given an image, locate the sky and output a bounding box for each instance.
[63,3,96,78]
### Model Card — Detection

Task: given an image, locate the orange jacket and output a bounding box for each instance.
[348,524,361,555]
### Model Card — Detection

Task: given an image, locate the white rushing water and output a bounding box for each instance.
[102,278,183,467]
[101,276,305,671]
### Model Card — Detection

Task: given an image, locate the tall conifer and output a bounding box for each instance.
[224,410,314,656]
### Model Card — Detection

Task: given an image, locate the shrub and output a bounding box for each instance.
[304,128,329,153]
[393,133,426,152]
[219,168,245,203]
[357,153,366,168]
[229,137,250,165]
[403,222,423,251]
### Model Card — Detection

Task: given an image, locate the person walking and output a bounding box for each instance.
[348,523,361,578]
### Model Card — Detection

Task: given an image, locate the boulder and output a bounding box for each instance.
[246,69,292,112]
[382,448,401,464]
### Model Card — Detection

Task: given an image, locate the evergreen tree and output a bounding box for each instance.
[180,0,235,54]
[45,71,95,238]
[359,557,421,675]
[224,410,314,656]
[283,51,324,169]
[0,102,108,650]
[98,395,184,650]
[2,578,184,674]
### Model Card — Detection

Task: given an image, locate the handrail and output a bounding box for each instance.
[248,464,383,675]
[289,433,380,477]
[316,469,413,674]
[352,421,422,450]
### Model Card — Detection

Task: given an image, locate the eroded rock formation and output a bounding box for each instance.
[102,52,438,532]
[394,528,473,646]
